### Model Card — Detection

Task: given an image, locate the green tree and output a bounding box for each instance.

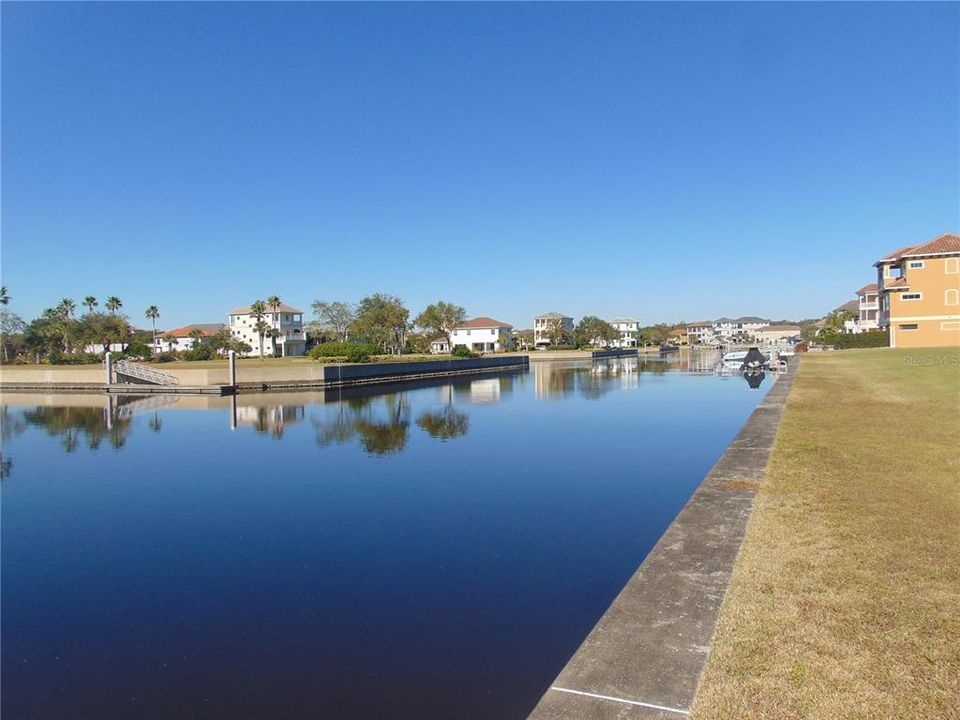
[640,324,671,346]
[145,306,160,353]
[311,300,355,342]
[574,316,619,348]
[82,296,98,314]
[352,293,409,355]
[105,296,123,315]
[414,301,467,348]
[1,310,26,361]
[78,312,132,357]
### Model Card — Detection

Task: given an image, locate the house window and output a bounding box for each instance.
[907,261,924,269]
[901,293,922,301]
[898,324,919,331]
[941,321,960,331]
[946,289,959,306]
[947,258,960,274]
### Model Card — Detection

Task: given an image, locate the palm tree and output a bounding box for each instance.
[83,296,98,314]
[250,300,267,358]
[57,298,76,319]
[189,328,205,348]
[145,306,160,354]
[253,319,270,359]
[266,295,282,319]
[105,296,122,315]
[266,326,282,357]
[163,335,179,353]
[0,287,9,305]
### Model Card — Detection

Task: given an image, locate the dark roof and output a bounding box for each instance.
[835,300,859,313]
[856,283,879,295]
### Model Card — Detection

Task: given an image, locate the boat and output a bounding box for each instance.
[720,347,768,371]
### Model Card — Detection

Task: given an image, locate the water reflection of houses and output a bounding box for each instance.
[535,358,641,400]
[233,402,305,437]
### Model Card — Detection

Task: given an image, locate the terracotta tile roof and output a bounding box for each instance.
[229,303,303,315]
[902,233,960,257]
[458,316,513,329]
[163,323,225,338]
[877,233,960,264]
[856,283,879,296]
[878,245,917,263]
[886,277,910,289]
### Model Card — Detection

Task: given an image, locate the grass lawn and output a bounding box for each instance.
[691,347,960,719]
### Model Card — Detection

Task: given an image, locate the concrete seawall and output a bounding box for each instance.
[591,349,640,359]
[529,359,799,719]
[0,356,530,394]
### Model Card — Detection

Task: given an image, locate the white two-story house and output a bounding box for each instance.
[844,283,880,334]
[686,321,716,344]
[608,317,640,348]
[228,303,306,357]
[432,316,514,353]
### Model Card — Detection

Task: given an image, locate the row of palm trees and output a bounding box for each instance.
[1,286,289,360]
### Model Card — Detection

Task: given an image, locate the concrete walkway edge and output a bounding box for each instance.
[528,359,800,720]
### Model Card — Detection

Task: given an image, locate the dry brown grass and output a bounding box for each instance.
[692,347,960,720]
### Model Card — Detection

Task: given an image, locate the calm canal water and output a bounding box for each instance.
[2,356,770,719]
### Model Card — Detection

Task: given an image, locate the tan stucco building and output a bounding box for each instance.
[876,233,960,348]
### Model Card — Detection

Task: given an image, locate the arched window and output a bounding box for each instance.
[946,288,960,306]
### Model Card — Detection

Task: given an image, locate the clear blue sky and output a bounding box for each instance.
[3,2,958,330]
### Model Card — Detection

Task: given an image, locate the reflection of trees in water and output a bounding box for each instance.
[312,393,411,456]
[20,406,132,451]
[148,413,162,433]
[1,406,27,442]
[416,406,469,440]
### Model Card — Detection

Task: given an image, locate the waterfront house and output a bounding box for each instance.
[876,233,960,348]
[155,323,225,353]
[714,316,768,341]
[668,327,688,346]
[450,317,513,353]
[228,303,306,357]
[429,337,450,354]
[534,312,574,348]
[608,318,640,348]
[754,324,801,344]
[842,285,880,334]
[686,321,716,345]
